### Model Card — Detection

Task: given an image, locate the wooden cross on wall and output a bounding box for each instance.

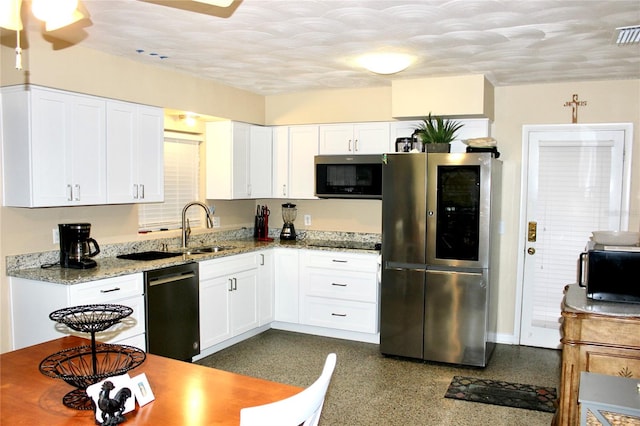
[564,94,587,123]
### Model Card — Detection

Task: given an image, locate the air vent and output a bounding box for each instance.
[616,25,640,45]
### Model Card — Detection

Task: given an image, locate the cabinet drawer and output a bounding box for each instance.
[200,253,258,279]
[306,269,377,302]
[69,274,143,305]
[93,295,145,346]
[304,250,377,272]
[584,346,640,378]
[302,297,377,333]
[579,316,640,347]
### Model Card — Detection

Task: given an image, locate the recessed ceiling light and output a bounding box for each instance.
[358,52,415,75]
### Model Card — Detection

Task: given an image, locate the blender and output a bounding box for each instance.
[280,203,297,241]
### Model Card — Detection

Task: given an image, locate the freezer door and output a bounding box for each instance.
[381,153,427,265]
[380,266,425,359]
[424,269,490,367]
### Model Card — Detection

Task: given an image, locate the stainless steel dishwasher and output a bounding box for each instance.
[145,262,200,361]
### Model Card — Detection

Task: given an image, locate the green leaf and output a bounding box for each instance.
[415,112,464,144]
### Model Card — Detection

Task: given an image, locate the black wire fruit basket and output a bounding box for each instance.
[39,304,146,410]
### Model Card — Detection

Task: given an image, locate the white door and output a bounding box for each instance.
[518,124,632,348]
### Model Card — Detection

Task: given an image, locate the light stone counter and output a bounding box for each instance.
[564,284,640,317]
[6,229,381,285]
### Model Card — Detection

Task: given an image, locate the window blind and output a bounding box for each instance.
[138,136,201,231]
[531,144,614,328]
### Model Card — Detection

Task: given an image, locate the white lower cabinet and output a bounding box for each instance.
[299,250,379,334]
[10,274,146,350]
[257,250,275,326]
[274,248,300,323]
[199,253,260,350]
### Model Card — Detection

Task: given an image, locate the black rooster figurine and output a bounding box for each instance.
[97,381,132,426]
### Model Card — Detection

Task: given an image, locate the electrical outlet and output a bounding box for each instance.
[213,217,220,228]
[304,214,312,226]
[52,228,59,244]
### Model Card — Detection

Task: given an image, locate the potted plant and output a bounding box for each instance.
[414,113,464,153]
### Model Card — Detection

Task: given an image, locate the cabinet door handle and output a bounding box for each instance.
[282,184,287,197]
[133,184,139,199]
[74,184,80,201]
[100,287,121,293]
[139,184,145,199]
[260,254,264,266]
[331,313,347,317]
[331,282,347,287]
[332,259,348,263]
[348,139,352,151]
[228,278,233,292]
[233,278,238,291]
[354,139,359,151]
[67,184,73,201]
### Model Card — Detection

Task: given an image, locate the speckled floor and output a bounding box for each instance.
[196,330,560,426]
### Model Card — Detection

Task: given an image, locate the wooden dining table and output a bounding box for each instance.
[0,336,302,425]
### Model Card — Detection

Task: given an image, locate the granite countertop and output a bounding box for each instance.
[7,236,381,285]
[564,284,640,317]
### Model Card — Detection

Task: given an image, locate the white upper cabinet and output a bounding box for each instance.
[206,121,272,199]
[249,125,273,199]
[272,125,319,199]
[1,85,164,207]
[106,101,164,203]
[1,85,106,207]
[319,122,390,154]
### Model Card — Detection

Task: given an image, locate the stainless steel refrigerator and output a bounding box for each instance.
[380,153,501,367]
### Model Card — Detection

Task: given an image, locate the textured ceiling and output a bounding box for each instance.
[48,0,640,95]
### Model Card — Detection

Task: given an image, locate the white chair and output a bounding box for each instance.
[239,353,337,426]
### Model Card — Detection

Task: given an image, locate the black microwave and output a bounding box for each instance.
[314,155,382,199]
[578,243,640,304]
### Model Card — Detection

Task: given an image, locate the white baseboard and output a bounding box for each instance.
[270,321,380,344]
[192,324,271,362]
[493,332,519,345]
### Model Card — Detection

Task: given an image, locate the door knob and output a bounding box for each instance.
[527,247,536,255]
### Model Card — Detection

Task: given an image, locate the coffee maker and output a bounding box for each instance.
[280,203,297,241]
[59,223,100,269]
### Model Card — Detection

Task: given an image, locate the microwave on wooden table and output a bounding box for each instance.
[578,241,640,304]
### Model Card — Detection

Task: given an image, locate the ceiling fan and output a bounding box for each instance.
[138,0,240,18]
[0,0,91,69]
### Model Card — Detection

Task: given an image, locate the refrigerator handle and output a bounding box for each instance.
[385,261,427,271]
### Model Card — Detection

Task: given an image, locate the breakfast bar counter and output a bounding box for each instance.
[0,336,302,425]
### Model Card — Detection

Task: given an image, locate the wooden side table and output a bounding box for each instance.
[578,372,640,425]
[555,285,640,426]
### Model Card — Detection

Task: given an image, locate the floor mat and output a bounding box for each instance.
[444,376,557,413]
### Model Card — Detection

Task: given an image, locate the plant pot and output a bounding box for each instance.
[425,143,450,153]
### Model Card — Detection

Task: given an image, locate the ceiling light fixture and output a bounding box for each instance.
[0,0,89,70]
[179,113,199,127]
[616,25,640,45]
[358,52,415,75]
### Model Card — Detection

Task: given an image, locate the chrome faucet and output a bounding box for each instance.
[181,201,215,249]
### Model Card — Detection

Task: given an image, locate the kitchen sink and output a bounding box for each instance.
[180,245,234,255]
[117,251,183,261]
[117,245,235,260]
